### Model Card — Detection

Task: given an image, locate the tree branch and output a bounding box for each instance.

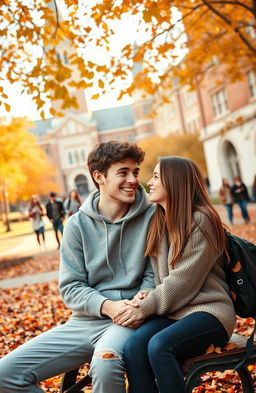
[201,0,256,55]
[180,1,253,13]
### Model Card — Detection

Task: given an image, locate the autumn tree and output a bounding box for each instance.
[0,117,58,231]
[1,0,255,115]
[88,0,256,102]
[138,132,207,185]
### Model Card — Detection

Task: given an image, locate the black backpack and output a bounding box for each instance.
[224,231,256,368]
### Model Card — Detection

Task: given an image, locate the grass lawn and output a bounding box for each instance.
[0,216,52,239]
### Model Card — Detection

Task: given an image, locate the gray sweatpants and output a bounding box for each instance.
[0,316,134,393]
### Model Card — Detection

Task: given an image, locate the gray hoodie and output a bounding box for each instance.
[59,186,155,320]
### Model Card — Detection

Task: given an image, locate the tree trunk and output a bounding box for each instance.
[2,189,11,232]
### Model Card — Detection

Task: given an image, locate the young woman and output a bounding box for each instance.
[29,195,46,249]
[63,189,81,217]
[114,156,236,393]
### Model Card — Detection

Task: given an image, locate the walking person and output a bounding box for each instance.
[46,192,65,249]
[63,189,81,217]
[219,178,234,225]
[114,156,236,393]
[231,176,250,224]
[0,141,155,393]
[28,194,46,249]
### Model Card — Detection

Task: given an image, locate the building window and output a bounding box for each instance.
[187,118,200,133]
[81,150,86,162]
[246,26,256,40]
[247,70,256,97]
[183,90,196,108]
[128,133,135,141]
[45,147,51,157]
[74,150,80,163]
[68,152,73,165]
[75,174,89,196]
[211,89,228,117]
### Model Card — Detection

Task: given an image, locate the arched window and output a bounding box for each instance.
[75,174,89,196]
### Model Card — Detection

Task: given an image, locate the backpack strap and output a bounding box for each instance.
[234,319,256,369]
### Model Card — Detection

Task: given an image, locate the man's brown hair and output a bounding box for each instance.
[87,141,145,189]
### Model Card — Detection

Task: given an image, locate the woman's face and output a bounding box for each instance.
[147,163,168,209]
[70,190,77,199]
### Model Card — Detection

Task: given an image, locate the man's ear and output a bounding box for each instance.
[93,170,105,186]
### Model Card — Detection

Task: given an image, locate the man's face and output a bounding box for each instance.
[97,158,140,205]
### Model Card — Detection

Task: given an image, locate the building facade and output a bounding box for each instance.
[152,69,256,197]
[31,97,154,198]
[30,51,256,200]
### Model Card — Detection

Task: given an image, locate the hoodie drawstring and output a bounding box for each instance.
[119,221,126,274]
[102,220,115,278]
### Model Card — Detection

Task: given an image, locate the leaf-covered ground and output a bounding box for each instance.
[0,221,256,392]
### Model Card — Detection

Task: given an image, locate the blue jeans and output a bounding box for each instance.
[224,203,233,225]
[237,200,250,223]
[52,219,63,233]
[124,312,228,393]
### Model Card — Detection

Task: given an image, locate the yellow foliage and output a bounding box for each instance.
[139,132,207,184]
[0,0,255,115]
[0,117,58,203]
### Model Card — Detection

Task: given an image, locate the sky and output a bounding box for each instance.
[0,80,132,121]
[0,3,141,121]
[0,3,184,121]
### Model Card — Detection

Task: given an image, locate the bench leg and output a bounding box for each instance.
[236,367,255,393]
[60,369,80,392]
[60,369,92,393]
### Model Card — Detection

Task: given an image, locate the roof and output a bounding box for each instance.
[29,119,53,136]
[92,105,135,131]
[28,105,135,137]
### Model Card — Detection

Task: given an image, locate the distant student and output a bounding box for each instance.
[219,178,234,225]
[28,195,46,249]
[63,189,81,217]
[252,175,256,202]
[231,176,250,224]
[46,192,65,249]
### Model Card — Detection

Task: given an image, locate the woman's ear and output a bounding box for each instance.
[93,170,105,186]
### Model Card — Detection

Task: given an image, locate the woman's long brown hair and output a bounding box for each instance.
[145,156,227,265]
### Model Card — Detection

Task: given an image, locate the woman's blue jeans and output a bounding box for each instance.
[124,312,228,393]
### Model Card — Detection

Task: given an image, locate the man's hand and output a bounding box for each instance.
[101,299,128,320]
[113,305,144,327]
[133,290,149,303]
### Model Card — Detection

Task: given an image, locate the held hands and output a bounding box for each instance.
[101,299,128,320]
[112,290,149,328]
[113,304,144,328]
[101,291,149,328]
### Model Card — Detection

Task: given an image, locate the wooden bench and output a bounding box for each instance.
[60,333,256,393]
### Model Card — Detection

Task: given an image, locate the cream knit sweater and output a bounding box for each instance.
[139,211,236,339]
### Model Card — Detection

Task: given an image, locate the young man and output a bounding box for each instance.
[0,141,155,393]
[46,192,65,249]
